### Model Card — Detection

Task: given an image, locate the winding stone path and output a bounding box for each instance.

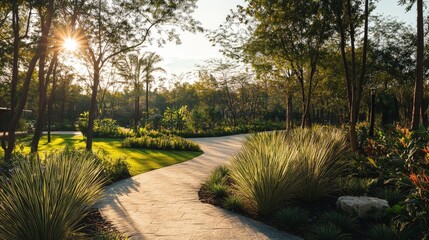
[98,134,301,240]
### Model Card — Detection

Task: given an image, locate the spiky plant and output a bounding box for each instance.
[288,127,348,202]
[319,211,359,233]
[368,224,398,240]
[0,151,106,239]
[274,206,309,230]
[222,195,243,212]
[307,223,352,240]
[229,132,300,216]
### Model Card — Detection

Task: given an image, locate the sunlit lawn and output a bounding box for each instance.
[9,134,202,176]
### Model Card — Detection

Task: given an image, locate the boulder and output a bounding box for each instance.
[336,196,389,218]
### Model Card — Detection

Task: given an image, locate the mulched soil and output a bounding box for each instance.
[199,186,369,239]
[75,208,125,239]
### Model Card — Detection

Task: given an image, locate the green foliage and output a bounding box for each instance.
[162,106,189,131]
[222,195,243,212]
[229,127,348,215]
[290,127,348,202]
[307,223,352,240]
[208,183,228,199]
[229,132,300,216]
[368,225,398,240]
[0,151,106,239]
[204,166,230,199]
[375,188,405,206]
[319,211,359,233]
[273,207,309,230]
[121,135,201,152]
[76,111,90,137]
[94,118,121,138]
[337,177,377,196]
[206,165,229,186]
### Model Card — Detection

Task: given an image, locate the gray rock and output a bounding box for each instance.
[337,196,389,218]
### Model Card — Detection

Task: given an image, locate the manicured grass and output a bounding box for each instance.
[6,134,202,176]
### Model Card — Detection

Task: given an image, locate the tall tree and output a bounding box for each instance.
[141,52,165,122]
[1,0,56,161]
[76,0,200,150]
[329,0,370,151]
[399,0,424,130]
[212,0,332,128]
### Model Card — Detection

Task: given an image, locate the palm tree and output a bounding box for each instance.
[117,52,164,130]
[141,52,165,121]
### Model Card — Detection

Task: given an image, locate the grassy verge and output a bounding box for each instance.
[3,134,202,176]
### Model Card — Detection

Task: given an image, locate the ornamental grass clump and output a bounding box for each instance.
[289,127,348,202]
[229,132,300,216]
[228,127,348,216]
[0,151,106,239]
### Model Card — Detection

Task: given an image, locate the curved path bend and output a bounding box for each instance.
[98,134,301,240]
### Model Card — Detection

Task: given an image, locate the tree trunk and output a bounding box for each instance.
[86,63,101,151]
[47,60,58,143]
[411,0,424,131]
[286,94,293,129]
[134,96,140,130]
[31,52,57,152]
[3,1,54,161]
[146,79,149,121]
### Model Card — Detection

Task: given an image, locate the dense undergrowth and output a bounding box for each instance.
[200,125,429,239]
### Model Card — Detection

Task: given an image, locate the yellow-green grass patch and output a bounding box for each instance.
[2,134,202,176]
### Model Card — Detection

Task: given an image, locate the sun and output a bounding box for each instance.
[63,38,79,52]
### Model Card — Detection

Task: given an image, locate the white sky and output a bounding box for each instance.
[148,0,417,79]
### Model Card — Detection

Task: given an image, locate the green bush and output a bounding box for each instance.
[229,127,348,215]
[208,183,228,198]
[62,148,131,185]
[121,135,201,151]
[375,188,405,206]
[229,132,300,216]
[368,225,398,240]
[338,177,377,196]
[307,223,352,240]
[93,118,120,138]
[274,207,309,230]
[288,126,348,202]
[0,151,106,239]
[319,211,359,233]
[76,111,90,137]
[203,166,230,199]
[222,195,243,212]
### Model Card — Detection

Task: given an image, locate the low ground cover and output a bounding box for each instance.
[3,134,202,176]
[200,126,429,239]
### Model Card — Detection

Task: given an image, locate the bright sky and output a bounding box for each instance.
[148,0,417,79]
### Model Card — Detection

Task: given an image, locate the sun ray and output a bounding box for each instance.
[63,38,79,52]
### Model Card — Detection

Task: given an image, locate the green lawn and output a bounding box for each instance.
[9,134,202,176]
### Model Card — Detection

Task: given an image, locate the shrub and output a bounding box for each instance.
[76,111,90,137]
[208,183,228,198]
[229,132,300,216]
[288,126,348,202]
[203,166,230,199]
[368,225,398,240]
[0,151,106,239]
[222,195,243,211]
[375,188,405,206]
[122,135,201,152]
[307,223,352,240]
[93,118,120,138]
[319,211,359,233]
[229,127,348,215]
[62,148,131,185]
[274,207,309,230]
[337,177,377,196]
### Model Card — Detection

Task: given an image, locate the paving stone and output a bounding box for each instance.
[98,134,301,240]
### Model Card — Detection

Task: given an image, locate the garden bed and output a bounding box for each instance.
[198,127,429,240]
